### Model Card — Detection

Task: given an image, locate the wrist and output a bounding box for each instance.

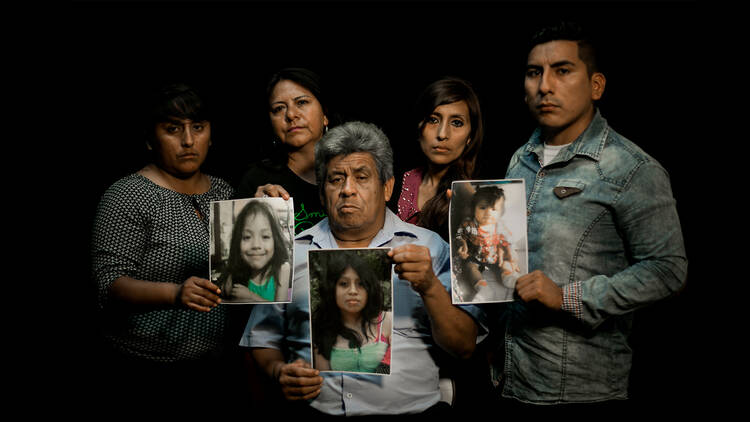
[173,283,184,308]
[418,275,444,299]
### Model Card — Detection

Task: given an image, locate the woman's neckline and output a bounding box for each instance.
[134,171,212,196]
[136,165,212,195]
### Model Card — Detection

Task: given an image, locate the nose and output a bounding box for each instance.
[341,176,357,196]
[436,120,450,141]
[347,283,358,295]
[539,69,553,95]
[181,124,195,147]
[285,105,299,122]
[248,236,262,249]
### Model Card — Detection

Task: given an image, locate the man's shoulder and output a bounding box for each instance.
[599,125,666,178]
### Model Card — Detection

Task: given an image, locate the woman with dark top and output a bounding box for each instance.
[393,77,485,241]
[236,68,335,234]
[90,83,239,410]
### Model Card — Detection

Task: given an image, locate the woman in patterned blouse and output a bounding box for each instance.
[90,83,236,409]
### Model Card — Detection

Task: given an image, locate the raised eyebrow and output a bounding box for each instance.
[353,166,374,175]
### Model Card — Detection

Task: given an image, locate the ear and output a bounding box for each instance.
[383,176,395,202]
[590,72,606,101]
[323,114,329,128]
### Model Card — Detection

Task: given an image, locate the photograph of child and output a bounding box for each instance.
[210,197,294,304]
[309,248,393,375]
[449,179,528,304]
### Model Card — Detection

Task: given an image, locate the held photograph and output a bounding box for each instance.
[308,248,393,375]
[209,197,295,304]
[449,179,528,304]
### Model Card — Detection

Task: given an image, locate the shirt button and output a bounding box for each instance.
[346,393,353,399]
[539,171,545,177]
[560,189,567,194]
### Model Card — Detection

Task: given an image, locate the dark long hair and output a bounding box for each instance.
[312,251,384,360]
[217,200,290,297]
[415,77,484,234]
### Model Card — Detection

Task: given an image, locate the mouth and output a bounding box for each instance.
[537,103,559,112]
[432,146,450,153]
[178,152,199,159]
[338,203,360,213]
[287,126,304,133]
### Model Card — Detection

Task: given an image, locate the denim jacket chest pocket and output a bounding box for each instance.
[553,179,585,199]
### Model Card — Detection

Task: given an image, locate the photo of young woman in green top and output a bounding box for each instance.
[310,249,393,375]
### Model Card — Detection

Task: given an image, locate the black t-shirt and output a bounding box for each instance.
[236,160,327,234]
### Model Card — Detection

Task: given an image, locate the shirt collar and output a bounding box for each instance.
[525,108,609,162]
[296,208,419,248]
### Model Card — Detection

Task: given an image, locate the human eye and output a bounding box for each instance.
[270,104,285,114]
[168,125,182,134]
[525,68,541,78]
[451,119,465,128]
[426,115,439,125]
[296,98,310,107]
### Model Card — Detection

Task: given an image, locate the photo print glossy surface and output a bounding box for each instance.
[210,197,295,304]
[449,179,528,304]
[308,248,393,375]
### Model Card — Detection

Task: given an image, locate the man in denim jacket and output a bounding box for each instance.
[499,22,688,409]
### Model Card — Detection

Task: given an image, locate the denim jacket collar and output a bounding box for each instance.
[525,108,610,165]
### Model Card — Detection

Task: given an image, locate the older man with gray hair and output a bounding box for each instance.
[240,121,484,416]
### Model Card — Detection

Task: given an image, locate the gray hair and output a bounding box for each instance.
[315,121,394,195]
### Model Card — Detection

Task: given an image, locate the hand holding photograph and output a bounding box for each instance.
[449,179,528,304]
[308,248,393,375]
[209,197,295,304]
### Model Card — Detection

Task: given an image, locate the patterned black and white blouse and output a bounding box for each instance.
[91,173,233,362]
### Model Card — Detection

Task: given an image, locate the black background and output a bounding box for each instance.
[72,0,705,412]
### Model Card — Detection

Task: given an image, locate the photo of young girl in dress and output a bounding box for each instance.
[449,179,528,304]
[309,248,393,375]
[210,198,294,303]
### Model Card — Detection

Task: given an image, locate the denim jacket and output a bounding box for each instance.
[501,110,687,403]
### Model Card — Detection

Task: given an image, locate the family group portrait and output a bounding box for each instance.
[76,0,702,418]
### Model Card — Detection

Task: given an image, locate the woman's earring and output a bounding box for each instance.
[324,125,329,134]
